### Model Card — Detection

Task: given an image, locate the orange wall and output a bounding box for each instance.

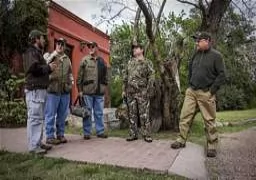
[47,2,110,105]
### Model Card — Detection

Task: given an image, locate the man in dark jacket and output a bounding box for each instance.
[77,41,108,139]
[23,29,56,154]
[171,32,226,157]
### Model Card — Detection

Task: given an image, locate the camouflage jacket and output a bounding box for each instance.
[47,53,73,94]
[123,57,155,98]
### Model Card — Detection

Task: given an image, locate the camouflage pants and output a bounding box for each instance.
[127,97,151,137]
[177,88,218,150]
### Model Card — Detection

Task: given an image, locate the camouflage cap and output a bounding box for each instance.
[131,43,143,49]
[28,29,46,39]
[192,31,211,41]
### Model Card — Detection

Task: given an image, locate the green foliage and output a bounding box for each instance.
[217,85,247,110]
[0,63,26,127]
[110,76,123,107]
[0,0,48,61]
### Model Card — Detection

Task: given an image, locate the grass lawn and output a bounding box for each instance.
[66,108,256,146]
[0,151,184,180]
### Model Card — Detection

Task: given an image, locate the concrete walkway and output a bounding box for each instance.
[0,128,208,179]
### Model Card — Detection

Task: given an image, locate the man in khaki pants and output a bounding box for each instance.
[171,32,226,157]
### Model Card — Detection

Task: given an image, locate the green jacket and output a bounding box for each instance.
[77,55,108,95]
[47,53,73,94]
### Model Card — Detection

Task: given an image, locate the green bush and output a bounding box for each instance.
[217,85,247,111]
[0,64,26,127]
[0,99,27,127]
[110,76,123,107]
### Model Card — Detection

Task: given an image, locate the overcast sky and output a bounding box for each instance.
[53,0,191,34]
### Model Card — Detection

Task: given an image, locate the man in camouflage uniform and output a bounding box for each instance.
[123,43,155,143]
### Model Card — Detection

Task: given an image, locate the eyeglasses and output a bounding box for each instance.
[87,45,96,49]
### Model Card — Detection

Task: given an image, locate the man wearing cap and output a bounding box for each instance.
[171,32,226,157]
[44,38,74,145]
[77,41,108,139]
[122,43,155,143]
[23,29,57,154]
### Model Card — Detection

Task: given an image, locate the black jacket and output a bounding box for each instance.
[23,45,52,90]
[188,47,226,94]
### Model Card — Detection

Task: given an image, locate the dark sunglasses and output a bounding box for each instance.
[87,45,96,49]
[57,42,65,46]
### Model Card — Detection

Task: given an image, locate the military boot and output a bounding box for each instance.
[171,141,186,149]
[126,136,138,141]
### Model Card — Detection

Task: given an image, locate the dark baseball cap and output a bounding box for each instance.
[28,29,46,39]
[87,41,98,47]
[192,32,211,40]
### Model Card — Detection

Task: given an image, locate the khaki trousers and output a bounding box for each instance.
[177,88,218,149]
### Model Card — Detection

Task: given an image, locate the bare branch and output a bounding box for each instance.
[96,6,127,26]
[136,0,154,42]
[231,1,246,17]
[204,0,210,8]
[133,7,141,44]
[145,0,166,52]
[176,0,200,9]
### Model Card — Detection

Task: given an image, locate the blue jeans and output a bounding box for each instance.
[83,95,104,135]
[45,93,70,139]
[25,89,47,151]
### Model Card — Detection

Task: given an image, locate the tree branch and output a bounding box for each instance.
[96,6,127,26]
[176,0,200,9]
[135,0,154,42]
[133,7,141,44]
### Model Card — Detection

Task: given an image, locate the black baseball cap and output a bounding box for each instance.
[87,41,98,47]
[192,32,211,41]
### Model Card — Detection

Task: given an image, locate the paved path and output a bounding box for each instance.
[0,128,208,179]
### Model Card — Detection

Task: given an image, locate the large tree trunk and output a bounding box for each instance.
[136,0,180,131]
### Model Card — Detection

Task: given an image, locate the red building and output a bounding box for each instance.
[47,1,110,106]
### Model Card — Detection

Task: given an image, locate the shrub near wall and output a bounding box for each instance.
[0,64,26,127]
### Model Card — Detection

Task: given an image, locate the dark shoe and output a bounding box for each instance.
[83,135,91,140]
[46,138,61,145]
[57,136,67,143]
[97,133,108,138]
[40,143,52,151]
[144,136,153,143]
[126,136,138,141]
[207,149,217,158]
[29,147,47,155]
[171,141,185,149]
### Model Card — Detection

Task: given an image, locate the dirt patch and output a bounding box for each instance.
[206,127,256,180]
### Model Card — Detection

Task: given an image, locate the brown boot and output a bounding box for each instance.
[171,141,185,149]
[57,136,67,143]
[46,138,61,145]
[40,143,52,151]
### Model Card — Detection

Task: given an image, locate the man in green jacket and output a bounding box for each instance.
[77,41,108,139]
[44,38,73,145]
[171,32,226,157]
